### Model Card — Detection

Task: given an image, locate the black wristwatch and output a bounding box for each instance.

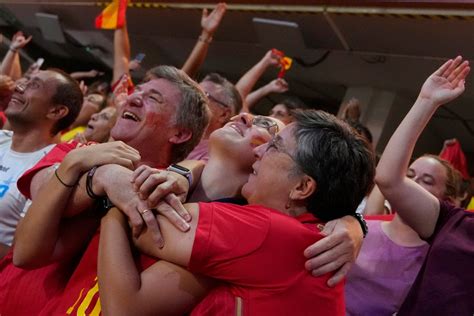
[166,164,193,187]
[351,213,368,238]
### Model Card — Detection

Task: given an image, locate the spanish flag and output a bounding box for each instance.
[95,0,128,30]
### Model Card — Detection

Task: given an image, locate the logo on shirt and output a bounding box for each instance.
[0,165,10,172]
[0,177,15,198]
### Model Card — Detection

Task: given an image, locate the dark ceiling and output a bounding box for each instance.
[1,1,474,163]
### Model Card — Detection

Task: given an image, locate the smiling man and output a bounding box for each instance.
[0,69,82,258]
[2,65,210,316]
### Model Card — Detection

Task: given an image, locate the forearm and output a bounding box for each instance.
[0,50,17,77]
[99,209,141,316]
[181,31,212,79]
[244,84,272,112]
[235,59,269,100]
[70,71,93,80]
[10,53,22,80]
[376,96,440,237]
[113,25,131,84]
[14,170,92,268]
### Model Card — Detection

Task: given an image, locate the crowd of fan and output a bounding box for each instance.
[0,3,473,316]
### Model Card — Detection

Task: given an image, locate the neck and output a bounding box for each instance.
[10,124,56,152]
[133,141,173,169]
[189,155,250,202]
[285,205,308,217]
[381,214,427,247]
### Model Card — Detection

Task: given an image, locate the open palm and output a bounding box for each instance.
[419,56,470,106]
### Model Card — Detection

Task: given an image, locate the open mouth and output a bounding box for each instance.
[86,124,94,130]
[10,94,24,104]
[122,111,140,122]
[229,123,243,137]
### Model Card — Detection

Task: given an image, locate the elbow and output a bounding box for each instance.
[12,247,44,269]
[374,172,391,191]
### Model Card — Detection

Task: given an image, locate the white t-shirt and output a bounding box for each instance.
[0,130,55,246]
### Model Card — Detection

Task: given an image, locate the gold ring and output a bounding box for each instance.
[140,209,150,215]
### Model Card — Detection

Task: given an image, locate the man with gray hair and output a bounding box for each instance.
[1,65,210,315]
[187,72,242,161]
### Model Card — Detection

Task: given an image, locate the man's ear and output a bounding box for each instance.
[217,106,232,125]
[169,127,192,145]
[289,175,317,202]
[47,105,69,121]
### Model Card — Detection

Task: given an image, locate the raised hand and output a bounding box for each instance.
[419,56,470,107]
[10,31,32,51]
[262,49,281,68]
[267,78,289,93]
[201,3,227,37]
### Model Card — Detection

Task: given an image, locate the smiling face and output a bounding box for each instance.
[84,107,117,143]
[242,123,302,211]
[6,71,64,126]
[73,93,105,127]
[209,113,284,170]
[110,78,182,151]
[407,156,448,199]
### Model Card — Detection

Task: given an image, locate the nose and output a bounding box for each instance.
[238,112,254,127]
[90,112,99,121]
[253,142,267,160]
[127,92,143,107]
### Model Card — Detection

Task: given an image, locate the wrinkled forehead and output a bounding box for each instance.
[136,78,182,102]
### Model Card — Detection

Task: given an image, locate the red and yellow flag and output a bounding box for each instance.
[95,0,128,30]
[271,48,293,78]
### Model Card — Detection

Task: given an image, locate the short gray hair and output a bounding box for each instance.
[146,66,210,162]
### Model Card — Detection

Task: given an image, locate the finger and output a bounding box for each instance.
[436,59,453,77]
[310,254,350,278]
[156,201,190,232]
[140,174,170,200]
[202,8,208,18]
[141,209,164,247]
[304,233,341,258]
[451,64,470,87]
[447,60,469,82]
[304,242,347,271]
[128,208,145,238]
[442,56,462,77]
[319,220,336,236]
[165,193,191,222]
[131,165,148,183]
[24,35,32,44]
[327,262,352,287]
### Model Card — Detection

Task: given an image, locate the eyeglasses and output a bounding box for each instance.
[205,91,231,109]
[265,135,296,162]
[252,115,279,136]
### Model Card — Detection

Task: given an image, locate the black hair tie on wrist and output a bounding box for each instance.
[54,169,76,188]
[86,166,102,200]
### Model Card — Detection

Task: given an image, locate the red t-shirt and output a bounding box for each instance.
[0,142,83,315]
[39,230,156,315]
[189,202,345,316]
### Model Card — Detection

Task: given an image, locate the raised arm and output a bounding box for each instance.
[243,78,288,113]
[235,50,280,101]
[1,32,32,80]
[376,56,470,239]
[112,23,131,84]
[181,3,227,78]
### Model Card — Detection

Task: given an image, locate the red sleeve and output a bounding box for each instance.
[189,202,271,281]
[189,203,323,285]
[17,141,81,199]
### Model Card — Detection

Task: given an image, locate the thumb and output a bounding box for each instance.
[319,220,336,236]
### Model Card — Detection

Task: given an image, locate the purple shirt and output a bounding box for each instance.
[345,220,429,316]
[186,139,209,162]
[398,201,474,315]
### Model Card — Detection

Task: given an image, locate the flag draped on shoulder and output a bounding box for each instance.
[95,0,128,30]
